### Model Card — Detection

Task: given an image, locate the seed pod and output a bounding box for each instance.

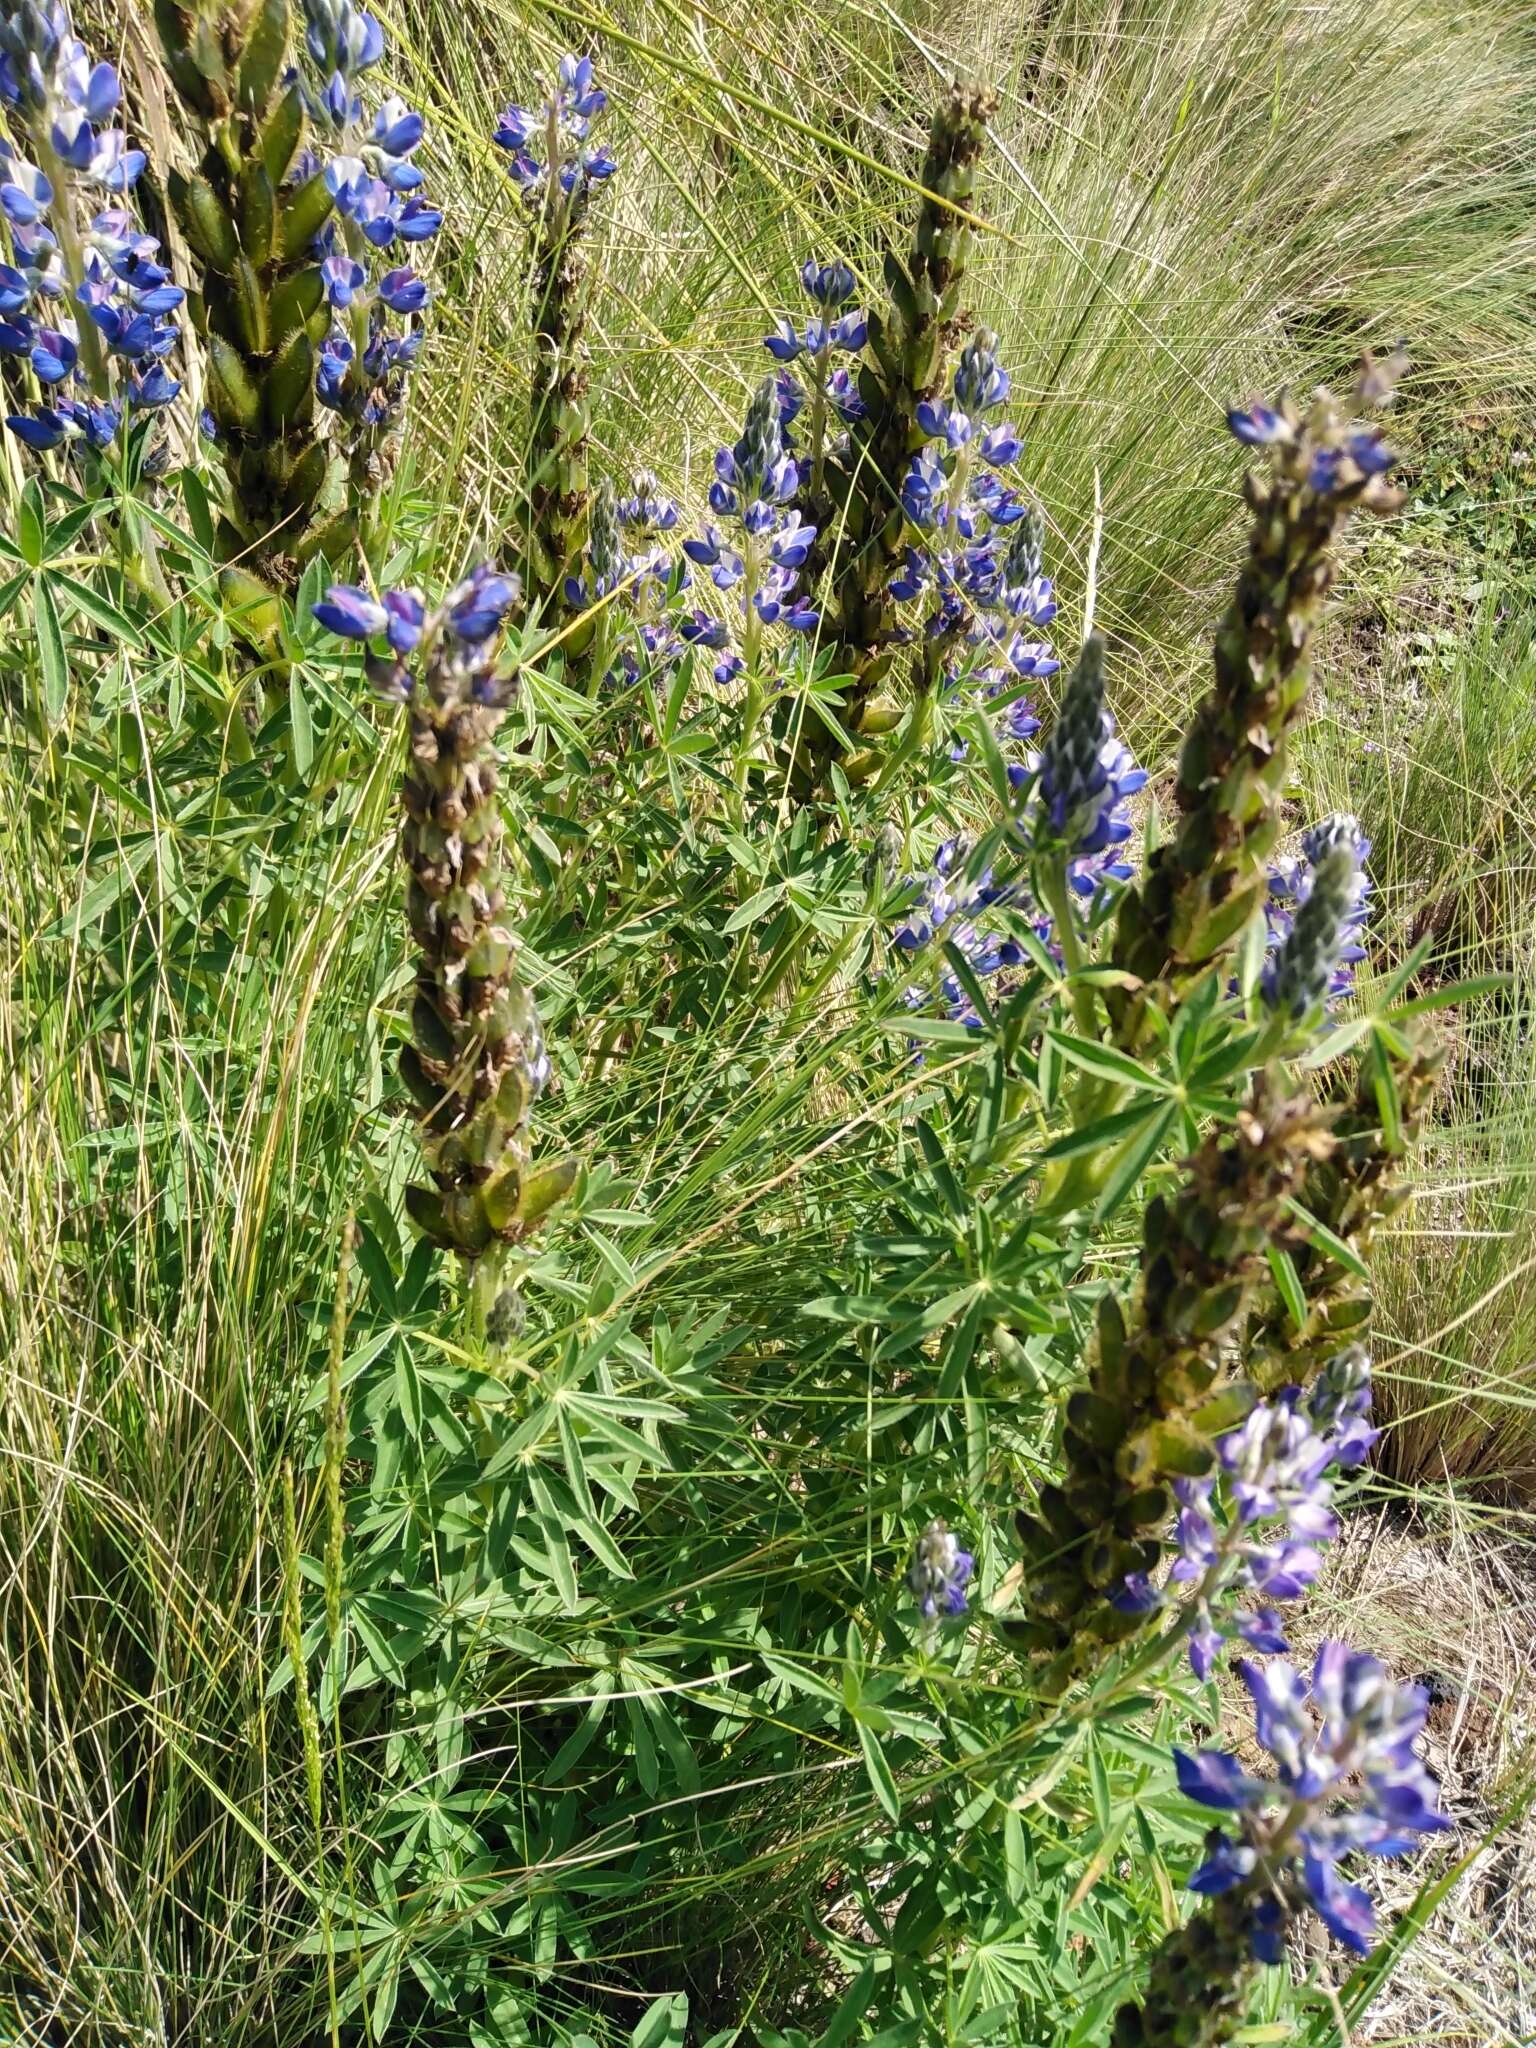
[1004,1080,1334,1674]
[158,0,339,589]
[804,83,997,786]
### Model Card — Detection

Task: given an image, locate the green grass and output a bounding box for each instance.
[4,0,1536,2037]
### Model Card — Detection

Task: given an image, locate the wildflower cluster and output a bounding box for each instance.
[313,566,576,1260]
[0,0,181,451]
[1009,1085,1336,1666]
[906,1519,974,1622]
[1023,632,1147,894]
[1262,813,1372,1016]
[889,636,1148,1031]
[1179,1644,1449,1951]
[683,375,819,661]
[763,257,867,497]
[1114,1646,1448,2048]
[815,83,996,758]
[301,0,440,478]
[889,834,1047,1029]
[563,471,686,685]
[1114,1349,1378,1678]
[491,52,616,210]
[889,331,1059,699]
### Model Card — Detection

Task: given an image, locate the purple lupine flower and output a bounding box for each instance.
[313,583,391,640]
[1027,634,1147,861]
[310,578,428,659]
[1226,402,1290,446]
[446,564,520,643]
[1123,1357,1378,1678]
[906,1519,974,1620]
[799,257,855,306]
[491,49,614,210]
[1262,812,1372,1015]
[1179,1645,1449,1960]
[0,20,179,454]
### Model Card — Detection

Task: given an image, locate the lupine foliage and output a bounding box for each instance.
[0,9,1528,2048]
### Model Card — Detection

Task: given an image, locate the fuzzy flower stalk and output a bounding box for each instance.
[1110,353,1406,1046]
[313,568,577,1265]
[1114,1646,1449,2047]
[0,0,182,454]
[1007,1082,1335,1674]
[809,82,996,774]
[492,52,615,619]
[157,0,344,588]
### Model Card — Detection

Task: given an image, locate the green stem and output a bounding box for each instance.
[35,137,108,397]
[1038,856,1098,1039]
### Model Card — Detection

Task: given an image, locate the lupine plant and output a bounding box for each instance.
[0,1,181,454]
[313,562,577,1274]
[156,0,438,597]
[1,33,1500,2048]
[492,51,615,616]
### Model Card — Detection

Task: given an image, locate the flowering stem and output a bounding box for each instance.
[809,350,829,499]
[1038,856,1098,1040]
[32,136,106,396]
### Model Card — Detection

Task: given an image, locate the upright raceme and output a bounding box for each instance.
[492,51,616,616]
[303,0,442,497]
[0,0,182,451]
[313,568,577,1261]
[1111,354,1405,1042]
[1114,1646,1449,2047]
[1008,1084,1335,1669]
[813,83,997,767]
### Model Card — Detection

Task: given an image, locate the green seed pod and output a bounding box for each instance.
[1109,354,1406,1045]
[264,327,315,430]
[1003,1082,1335,1671]
[158,0,340,589]
[206,335,262,432]
[803,82,997,788]
[239,162,277,268]
[176,173,240,273]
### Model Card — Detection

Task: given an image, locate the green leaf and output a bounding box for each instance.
[1035,1104,1156,1163]
[1282,1197,1369,1280]
[394,1345,423,1437]
[723,883,783,933]
[288,662,314,778]
[897,1014,986,1047]
[631,1994,688,2048]
[818,1965,876,2048]
[34,575,68,721]
[1044,1029,1172,1094]
[856,1719,901,1821]
[1094,1100,1178,1222]
[1266,1243,1307,1332]
[1368,1028,1404,1153]
[50,570,144,650]
[1389,973,1509,1020]
[17,480,44,568]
